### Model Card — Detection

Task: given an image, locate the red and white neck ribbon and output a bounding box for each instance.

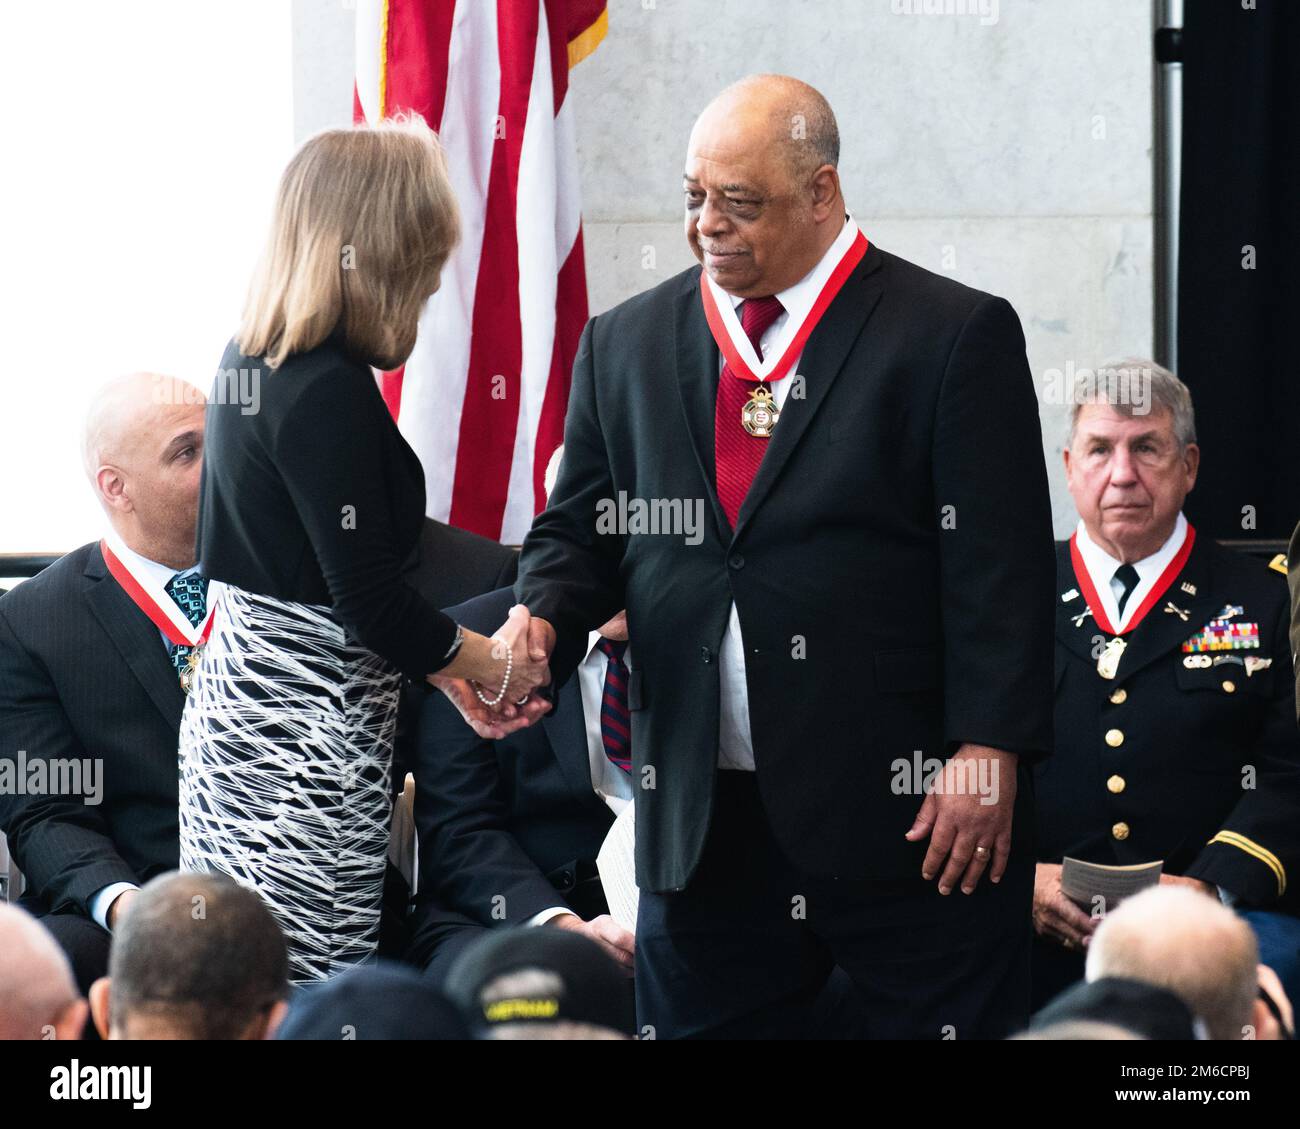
[1069,522,1197,636]
[700,225,869,385]
[101,539,215,649]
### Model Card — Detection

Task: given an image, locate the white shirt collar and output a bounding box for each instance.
[718,215,859,370]
[586,629,633,669]
[1074,512,1188,631]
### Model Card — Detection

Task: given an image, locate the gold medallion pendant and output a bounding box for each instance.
[1096,636,1127,680]
[741,385,779,437]
[180,647,204,694]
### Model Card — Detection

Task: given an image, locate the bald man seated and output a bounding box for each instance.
[0,903,89,1040]
[0,374,523,992]
[1083,885,1293,1040]
[88,872,290,1040]
[0,373,208,993]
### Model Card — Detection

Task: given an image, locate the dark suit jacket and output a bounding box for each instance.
[516,245,1056,892]
[1039,535,1300,909]
[406,587,614,972]
[402,518,520,611]
[0,521,516,925]
[0,542,182,915]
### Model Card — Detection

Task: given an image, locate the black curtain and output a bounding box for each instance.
[1178,0,1300,541]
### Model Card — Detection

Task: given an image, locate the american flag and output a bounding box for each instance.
[354,0,607,542]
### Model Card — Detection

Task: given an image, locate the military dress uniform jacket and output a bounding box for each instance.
[1036,534,1300,911]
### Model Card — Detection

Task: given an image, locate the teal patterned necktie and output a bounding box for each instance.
[165,572,209,681]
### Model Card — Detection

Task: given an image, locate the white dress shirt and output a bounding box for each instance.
[1073,512,1189,631]
[710,216,859,771]
[89,531,205,931]
[527,631,636,927]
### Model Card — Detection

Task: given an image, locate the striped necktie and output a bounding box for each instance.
[596,637,632,774]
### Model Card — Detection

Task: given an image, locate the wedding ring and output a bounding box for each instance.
[514,696,530,706]
[974,846,990,859]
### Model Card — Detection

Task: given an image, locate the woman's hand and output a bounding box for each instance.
[487,604,551,702]
[427,606,552,738]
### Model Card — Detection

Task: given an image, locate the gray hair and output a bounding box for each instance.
[1085,885,1258,1041]
[1068,357,1197,449]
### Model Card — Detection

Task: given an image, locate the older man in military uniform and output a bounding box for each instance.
[1033,359,1300,1007]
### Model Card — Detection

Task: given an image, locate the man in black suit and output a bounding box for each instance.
[0,372,517,990]
[1033,360,1300,1005]
[494,76,1056,1038]
[0,373,207,990]
[405,584,634,983]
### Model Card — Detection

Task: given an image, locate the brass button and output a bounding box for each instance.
[1105,728,1125,748]
[1109,687,1127,705]
[1221,680,1236,694]
[1107,774,1126,794]
[1112,821,1130,841]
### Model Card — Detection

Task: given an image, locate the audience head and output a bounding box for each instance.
[0,905,87,1041]
[89,871,290,1040]
[238,114,460,371]
[82,372,206,570]
[1030,975,1198,1040]
[1064,357,1199,562]
[275,961,468,1040]
[445,927,633,1040]
[1085,885,1272,1040]
[685,74,843,299]
[1014,1019,1143,1041]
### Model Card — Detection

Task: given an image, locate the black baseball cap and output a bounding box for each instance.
[275,960,470,1040]
[444,927,633,1036]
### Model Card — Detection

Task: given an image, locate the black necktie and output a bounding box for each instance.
[1113,564,1140,617]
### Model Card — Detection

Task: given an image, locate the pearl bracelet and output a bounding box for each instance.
[473,644,513,708]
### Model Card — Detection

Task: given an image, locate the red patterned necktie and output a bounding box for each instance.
[714,295,785,529]
[596,637,632,774]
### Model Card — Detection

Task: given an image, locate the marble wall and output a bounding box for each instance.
[294,0,1155,535]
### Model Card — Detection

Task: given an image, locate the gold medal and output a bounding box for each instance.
[741,385,779,437]
[1096,636,1127,680]
[179,647,204,694]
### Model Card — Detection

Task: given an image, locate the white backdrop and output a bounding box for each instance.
[0,1,295,556]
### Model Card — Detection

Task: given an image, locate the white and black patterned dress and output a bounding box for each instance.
[178,583,401,984]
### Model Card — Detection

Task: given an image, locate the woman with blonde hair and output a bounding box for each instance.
[179,117,549,983]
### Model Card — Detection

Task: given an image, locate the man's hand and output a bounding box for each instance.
[526,615,556,667]
[107,888,138,931]
[1159,873,1217,898]
[906,744,1017,895]
[549,912,636,976]
[1032,862,1097,950]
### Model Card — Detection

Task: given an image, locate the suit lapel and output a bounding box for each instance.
[541,676,597,801]
[733,248,885,539]
[83,545,186,729]
[672,270,731,543]
[1056,542,1102,664]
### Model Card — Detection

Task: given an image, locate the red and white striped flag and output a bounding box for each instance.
[354,0,607,542]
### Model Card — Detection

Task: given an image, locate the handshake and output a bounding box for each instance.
[427,605,556,738]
